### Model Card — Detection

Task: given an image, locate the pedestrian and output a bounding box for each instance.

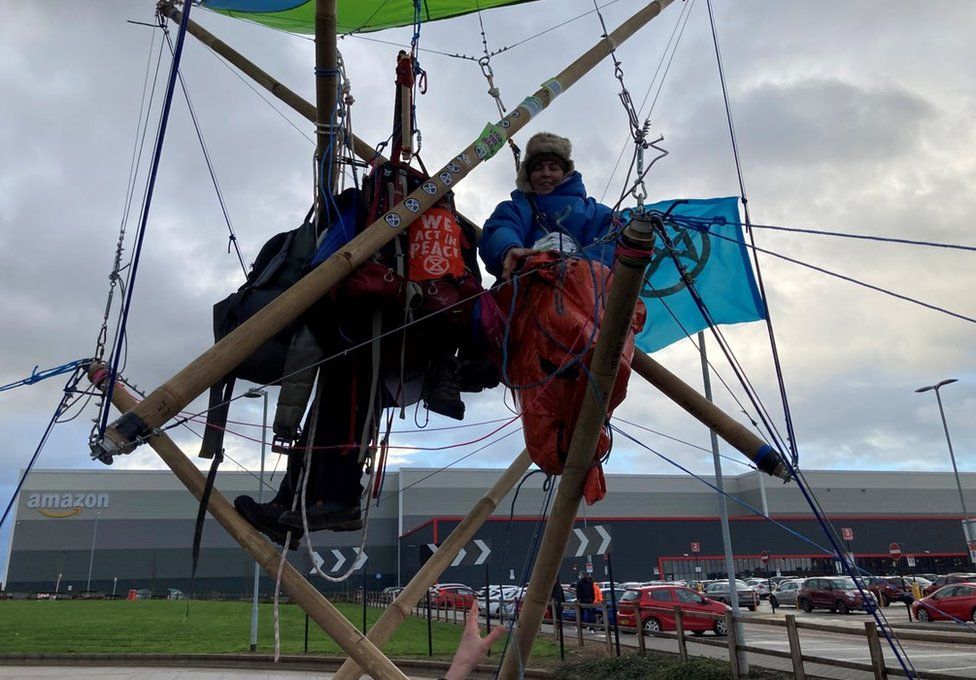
[576,572,595,625]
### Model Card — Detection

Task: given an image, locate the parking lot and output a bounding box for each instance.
[557,600,976,678]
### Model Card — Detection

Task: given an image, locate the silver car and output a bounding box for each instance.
[769,579,804,608]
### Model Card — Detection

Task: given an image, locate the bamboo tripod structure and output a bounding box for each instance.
[88,0,798,675]
[153,1,789,481]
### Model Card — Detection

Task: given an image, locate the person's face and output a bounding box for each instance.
[529,159,566,195]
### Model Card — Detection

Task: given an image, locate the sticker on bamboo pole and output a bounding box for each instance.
[384,213,401,228]
[519,96,544,119]
[542,78,564,99]
[477,122,508,160]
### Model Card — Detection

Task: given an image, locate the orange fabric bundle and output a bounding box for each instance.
[496,252,646,504]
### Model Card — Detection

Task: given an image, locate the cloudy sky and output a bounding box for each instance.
[2,0,974,580]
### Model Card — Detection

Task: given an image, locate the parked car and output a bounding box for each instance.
[912,583,976,623]
[797,577,875,614]
[768,579,804,608]
[616,586,730,636]
[922,573,976,596]
[745,578,773,599]
[166,588,186,600]
[768,575,799,586]
[864,577,915,606]
[477,585,523,617]
[430,584,477,609]
[703,580,759,611]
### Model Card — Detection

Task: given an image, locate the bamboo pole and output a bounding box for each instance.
[87,365,407,680]
[332,450,532,680]
[497,215,658,679]
[631,350,790,480]
[315,0,339,197]
[94,0,676,462]
[155,4,787,484]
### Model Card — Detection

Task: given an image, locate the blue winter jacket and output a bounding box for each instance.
[479,171,616,277]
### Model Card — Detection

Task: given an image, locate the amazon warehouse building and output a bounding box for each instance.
[5,467,976,595]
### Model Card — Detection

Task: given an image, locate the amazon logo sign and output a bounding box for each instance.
[25,493,109,518]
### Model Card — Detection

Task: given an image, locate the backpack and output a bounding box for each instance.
[199,189,364,459]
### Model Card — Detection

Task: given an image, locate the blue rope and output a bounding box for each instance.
[1,367,86,531]
[672,215,976,326]
[703,0,799,465]
[0,359,89,394]
[612,425,929,675]
[652,215,792,458]
[96,1,195,440]
[747,221,976,252]
[493,475,555,680]
[614,425,976,633]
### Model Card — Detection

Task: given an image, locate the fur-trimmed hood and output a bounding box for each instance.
[515,131,575,193]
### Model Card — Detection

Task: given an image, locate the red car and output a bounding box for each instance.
[797,576,875,614]
[912,582,976,623]
[431,584,477,609]
[616,585,730,636]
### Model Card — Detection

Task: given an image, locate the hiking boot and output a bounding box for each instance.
[234,495,303,550]
[279,500,363,532]
[422,357,465,420]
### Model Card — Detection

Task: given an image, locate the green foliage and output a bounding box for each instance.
[0,600,557,659]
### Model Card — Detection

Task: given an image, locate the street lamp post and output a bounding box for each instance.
[915,379,970,548]
[244,388,269,651]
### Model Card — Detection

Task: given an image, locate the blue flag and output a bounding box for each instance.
[633,197,766,353]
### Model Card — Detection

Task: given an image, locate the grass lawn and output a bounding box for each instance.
[0,599,558,659]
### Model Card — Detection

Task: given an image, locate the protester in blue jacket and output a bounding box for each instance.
[480,131,616,280]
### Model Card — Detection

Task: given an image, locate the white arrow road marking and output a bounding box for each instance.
[573,528,589,557]
[331,549,346,571]
[309,551,324,575]
[595,525,611,555]
[452,548,467,568]
[473,539,491,565]
[352,548,368,570]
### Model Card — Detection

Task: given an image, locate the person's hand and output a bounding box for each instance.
[444,601,505,680]
[501,247,537,281]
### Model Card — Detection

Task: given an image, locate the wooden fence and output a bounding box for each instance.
[355,591,976,680]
